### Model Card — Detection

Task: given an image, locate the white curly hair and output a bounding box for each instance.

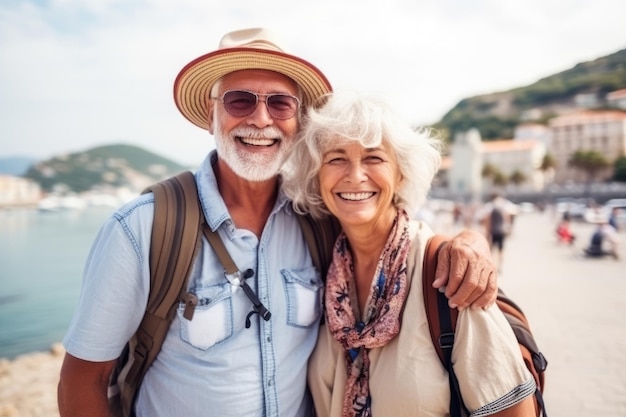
[281,89,443,219]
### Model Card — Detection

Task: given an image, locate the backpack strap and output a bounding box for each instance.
[423,235,457,365]
[497,290,549,417]
[423,235,466,417]
[295,214,341,282]
[423,236,548,417]
[124,171,202,399]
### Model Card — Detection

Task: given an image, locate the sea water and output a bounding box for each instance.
[0,206,114,359]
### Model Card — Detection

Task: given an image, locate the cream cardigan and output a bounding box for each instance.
[307,220,535,417]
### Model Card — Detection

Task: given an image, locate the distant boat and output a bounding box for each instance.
[38,195,87,212]
[38,196,62,212]
[84,193,122,208]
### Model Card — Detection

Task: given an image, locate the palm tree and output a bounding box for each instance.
[568,150,610,184]
[482,162,498,180]
[539,153,556,189]
[509,170,527,187]
[540,153,557,172]
[613,155,626,182]
[492,171,508,187]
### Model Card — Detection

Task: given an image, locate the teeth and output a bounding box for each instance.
[339,192,374,201]
[240,137,275,146]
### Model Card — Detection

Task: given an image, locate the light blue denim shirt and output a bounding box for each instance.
[63,151,323,417]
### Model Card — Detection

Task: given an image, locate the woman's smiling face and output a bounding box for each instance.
[318,140,402,229]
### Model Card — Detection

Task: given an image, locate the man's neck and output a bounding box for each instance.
[213,157,279,238]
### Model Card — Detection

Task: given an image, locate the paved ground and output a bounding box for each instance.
[450,211,626,417]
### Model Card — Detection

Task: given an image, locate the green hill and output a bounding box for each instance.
[435,48,626,141]
[23,143,190,193]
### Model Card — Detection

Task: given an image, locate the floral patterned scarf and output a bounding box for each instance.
[325,210,412,417]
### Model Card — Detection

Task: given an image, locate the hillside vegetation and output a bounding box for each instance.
[23,144,190,193]
[435,48,626,141]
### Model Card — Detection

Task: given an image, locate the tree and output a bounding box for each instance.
[614,155,626,182]
[540,153,557,172]
[539,152,557,188]
[509,170,527,186]
[482,162,498,179]
[492,171,508,187]
[568,150,610,183]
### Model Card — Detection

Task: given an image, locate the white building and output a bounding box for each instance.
[445,129,547,194]
[0,175,42,207]
[514,123,551,147]
[575,92,600,109]
[481,139,547,190]
[447,128,483,199]
[549,110,626,183]
[606,88,626,110]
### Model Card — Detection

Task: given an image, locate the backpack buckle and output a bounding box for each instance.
[439,332,455,349]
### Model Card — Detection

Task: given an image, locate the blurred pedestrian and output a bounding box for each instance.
[584,217,620,260]
[608,207,621,232]
[556,213,576,245]
[479,192,517,271]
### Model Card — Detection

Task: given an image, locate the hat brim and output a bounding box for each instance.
[174,47,332,130]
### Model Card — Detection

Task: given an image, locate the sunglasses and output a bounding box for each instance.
[212,90,300,120]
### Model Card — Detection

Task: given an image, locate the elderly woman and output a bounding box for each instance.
[282,91,536,417]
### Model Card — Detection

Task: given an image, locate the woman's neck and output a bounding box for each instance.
[341,209,398,259]
[340,209,399,313]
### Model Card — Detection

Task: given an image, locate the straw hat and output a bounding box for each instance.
[174,28,332,130]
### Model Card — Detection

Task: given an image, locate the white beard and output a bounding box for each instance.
[213,120,294,182]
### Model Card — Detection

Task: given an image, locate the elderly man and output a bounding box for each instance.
[58,28,498,417]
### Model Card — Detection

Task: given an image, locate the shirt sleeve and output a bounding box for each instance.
[62,204,152,361]
[452,304,536,414]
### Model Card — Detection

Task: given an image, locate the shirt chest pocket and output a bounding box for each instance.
[177,282,233,350]
[281,267,323,328]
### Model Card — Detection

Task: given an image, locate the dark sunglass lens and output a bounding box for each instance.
[222,91,257,117]
[267,95,298,119]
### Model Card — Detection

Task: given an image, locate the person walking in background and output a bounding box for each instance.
[57,28,501,417]
[282,90,536,417]
[479,192,517,271]
[608,206,621,232]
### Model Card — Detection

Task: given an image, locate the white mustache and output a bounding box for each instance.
[230,126,285,141]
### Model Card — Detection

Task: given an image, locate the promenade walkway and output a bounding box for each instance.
[480,211,626,417]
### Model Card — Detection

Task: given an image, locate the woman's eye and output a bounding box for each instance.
[326,157,347,165]
[365,155,384,163]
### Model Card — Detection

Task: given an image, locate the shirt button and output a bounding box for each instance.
[267,336,271,343]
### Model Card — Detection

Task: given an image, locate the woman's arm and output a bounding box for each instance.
[490,395,537,417]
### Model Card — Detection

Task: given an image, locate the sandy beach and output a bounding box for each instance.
[0,343,64,417]
[1,210,625,417]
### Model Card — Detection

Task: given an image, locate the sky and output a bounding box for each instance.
[1,0,625,167]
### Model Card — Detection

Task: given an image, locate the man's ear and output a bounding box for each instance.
[207,99,215,134]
